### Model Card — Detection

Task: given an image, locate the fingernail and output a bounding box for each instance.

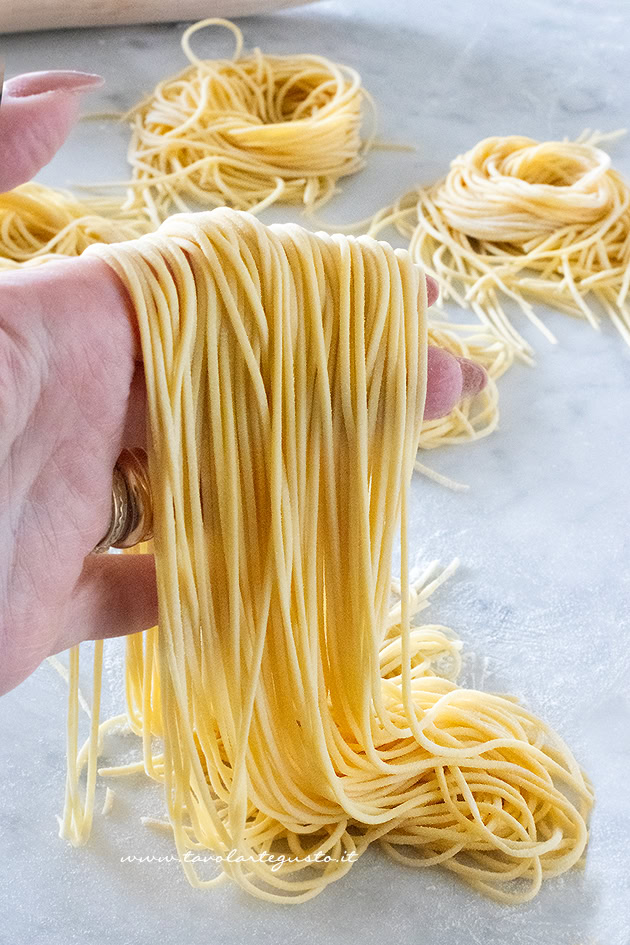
[4,70,104,99]
[456,356,487,398]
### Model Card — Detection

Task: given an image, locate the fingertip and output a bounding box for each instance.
[456,356,488,398]
[424,345,463,420]
[424,348,487,421]
[0,71,104,192]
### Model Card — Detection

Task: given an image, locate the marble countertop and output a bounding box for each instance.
[1,1,629,943]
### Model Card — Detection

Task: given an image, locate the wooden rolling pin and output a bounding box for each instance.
[1,0,316,34]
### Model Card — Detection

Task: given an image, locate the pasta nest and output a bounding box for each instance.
[436,133,628,241]
[375,132,630,355]
[123,18,372,222]
[0,182,148,270]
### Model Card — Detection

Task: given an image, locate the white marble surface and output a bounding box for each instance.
[1,1,630,943]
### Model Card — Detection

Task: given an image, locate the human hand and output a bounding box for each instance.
[0,71,486,695]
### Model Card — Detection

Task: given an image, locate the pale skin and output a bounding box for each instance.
[0,71,487,696]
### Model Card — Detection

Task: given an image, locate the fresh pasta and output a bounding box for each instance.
[0,181,149,269]
[119,18,373,225]
[59,209,591,904]
[370,132,630,356]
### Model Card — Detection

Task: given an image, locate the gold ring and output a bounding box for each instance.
[93,448,153,554]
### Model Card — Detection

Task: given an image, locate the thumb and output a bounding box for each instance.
[0,70,103,192]
[55,554,158,653]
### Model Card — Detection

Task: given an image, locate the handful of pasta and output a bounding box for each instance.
[59,210,592,904]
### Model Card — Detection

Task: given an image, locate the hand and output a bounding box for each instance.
[0,71,486,696]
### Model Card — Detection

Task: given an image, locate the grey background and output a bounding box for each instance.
[1,1,629,943]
